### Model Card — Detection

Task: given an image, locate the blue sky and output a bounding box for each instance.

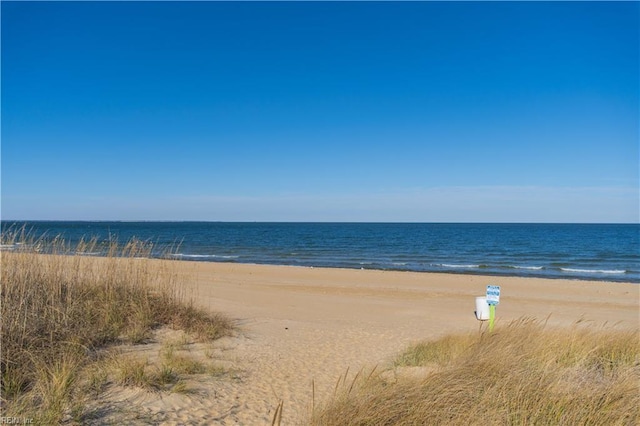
[2,1,638,222]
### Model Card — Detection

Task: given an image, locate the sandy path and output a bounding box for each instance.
[100,261,638,425]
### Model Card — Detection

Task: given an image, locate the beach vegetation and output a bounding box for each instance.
[0,231,234,423]
[311,318,639,425]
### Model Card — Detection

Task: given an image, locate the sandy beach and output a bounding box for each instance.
[94,260,639,425]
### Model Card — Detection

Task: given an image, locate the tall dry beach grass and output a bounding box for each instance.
[0,231,233,423]
[311,318,640,425]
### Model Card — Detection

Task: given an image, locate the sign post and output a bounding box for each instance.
[486,285,501,332]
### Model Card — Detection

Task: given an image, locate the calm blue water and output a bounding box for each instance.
[1,222,638,283]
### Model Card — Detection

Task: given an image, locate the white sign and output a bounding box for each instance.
[486,285,501,305]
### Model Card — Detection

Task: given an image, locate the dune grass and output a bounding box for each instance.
[311,318,639,425]
[0,231,234,422]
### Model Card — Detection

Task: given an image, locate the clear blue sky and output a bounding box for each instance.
[2,1,638,222]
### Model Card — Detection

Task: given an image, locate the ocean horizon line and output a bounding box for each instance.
[2,220,639,226]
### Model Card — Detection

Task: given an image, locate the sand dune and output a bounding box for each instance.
[94,261,638,425]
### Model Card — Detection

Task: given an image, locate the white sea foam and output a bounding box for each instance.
[561,268,626,274]
[170,253,239,259]
[513,265,544,270]
[441,264,480,269]
[0,244,15,250]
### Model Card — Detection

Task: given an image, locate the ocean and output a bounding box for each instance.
[1,221,638,283]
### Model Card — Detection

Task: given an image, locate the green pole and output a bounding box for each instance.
[488,304,496,332]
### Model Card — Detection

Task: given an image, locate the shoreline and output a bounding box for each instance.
[3,245,637,283]
[170,258,640,284]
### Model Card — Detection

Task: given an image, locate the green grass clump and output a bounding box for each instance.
[1,232,234,422]
[312,318,640,425]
